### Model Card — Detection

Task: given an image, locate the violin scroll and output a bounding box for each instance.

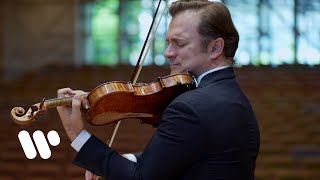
[10,97,72,126]
[10,103,46,126]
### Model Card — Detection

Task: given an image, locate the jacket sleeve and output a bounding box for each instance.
[72,100,205,180]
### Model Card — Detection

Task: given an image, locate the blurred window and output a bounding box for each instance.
[81,0,320,66]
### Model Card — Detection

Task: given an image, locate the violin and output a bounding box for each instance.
[10,73,196,126]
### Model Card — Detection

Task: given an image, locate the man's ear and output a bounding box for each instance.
[208,37,224,60]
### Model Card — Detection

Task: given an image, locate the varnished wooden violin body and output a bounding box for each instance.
[10,73,196,126]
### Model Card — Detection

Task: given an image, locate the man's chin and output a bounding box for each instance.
[170,69,190,75]
[170,69,182,75]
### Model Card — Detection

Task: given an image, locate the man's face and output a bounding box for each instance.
[165,10,210,77]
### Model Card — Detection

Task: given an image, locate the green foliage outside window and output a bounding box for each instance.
[92,0,144,65]
[92,0,119,65]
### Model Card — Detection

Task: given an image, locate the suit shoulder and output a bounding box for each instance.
[173,80,249,111]
[172,88,218,109]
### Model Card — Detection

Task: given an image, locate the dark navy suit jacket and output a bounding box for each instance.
[73,67,260,180]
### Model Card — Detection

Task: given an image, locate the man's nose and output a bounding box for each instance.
[164,45,176,59]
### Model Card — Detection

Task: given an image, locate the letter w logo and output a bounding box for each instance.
[18,130,60,159]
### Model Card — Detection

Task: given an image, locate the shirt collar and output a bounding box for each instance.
[196,66,231,85]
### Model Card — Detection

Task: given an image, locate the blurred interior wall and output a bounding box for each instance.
[0,0,4,74]
[1,0,77,79]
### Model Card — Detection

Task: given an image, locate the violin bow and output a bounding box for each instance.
[108,0,169,147]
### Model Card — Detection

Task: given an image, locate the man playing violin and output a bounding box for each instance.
[57,0,260,179]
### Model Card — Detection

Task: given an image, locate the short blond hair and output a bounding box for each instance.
[169,0,239,61]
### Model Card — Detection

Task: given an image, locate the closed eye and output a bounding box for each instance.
[177,43,186,47]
